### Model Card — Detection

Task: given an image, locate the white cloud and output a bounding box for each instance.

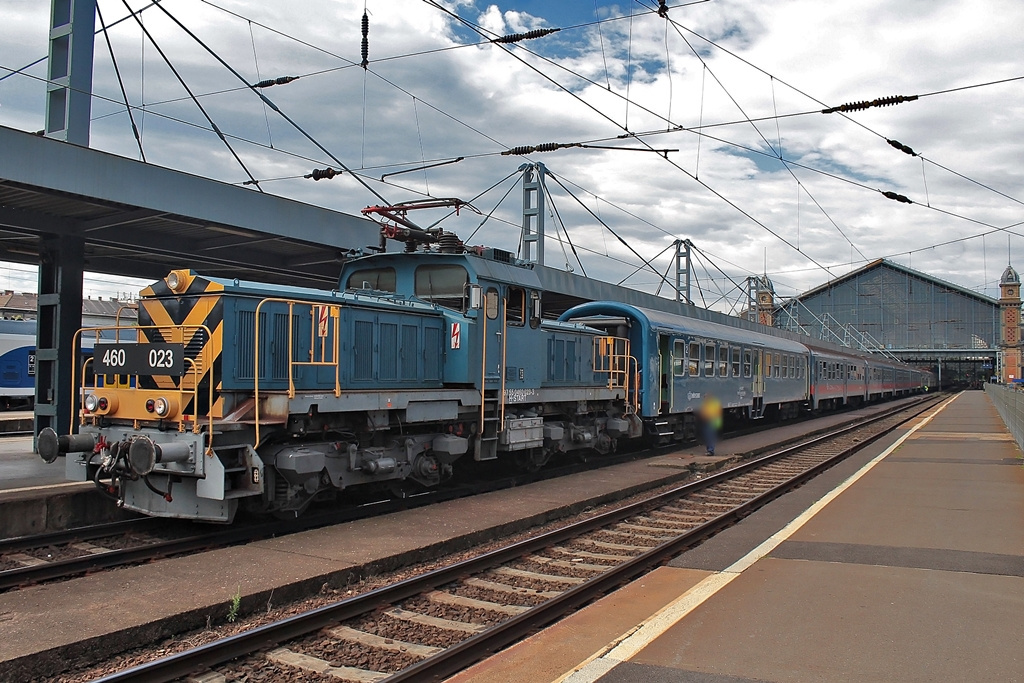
[1,0,1022,306]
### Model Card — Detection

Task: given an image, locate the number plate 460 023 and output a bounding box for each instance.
[93,343,186,377]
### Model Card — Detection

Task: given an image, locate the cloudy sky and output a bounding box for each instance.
[1,0,1022,310]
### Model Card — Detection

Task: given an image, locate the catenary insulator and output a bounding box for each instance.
[308,167,339,181]
[493,28,560,44]
[361,11,369,69]
[887,139,918,156]
[882,190,913,204]
[254,76,299,89]
[501,142,580,155]
[822,94,918,114]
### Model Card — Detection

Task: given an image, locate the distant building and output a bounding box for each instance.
[776,259,1002,387]
[0,292,137,327]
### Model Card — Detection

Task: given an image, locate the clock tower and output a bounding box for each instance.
[756,277,774,327]
[998,264,1021,383]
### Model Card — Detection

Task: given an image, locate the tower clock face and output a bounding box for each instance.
[758,294,770,304]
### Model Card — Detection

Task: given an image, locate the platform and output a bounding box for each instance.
[0,398,928,680]
[448,390,1024,683]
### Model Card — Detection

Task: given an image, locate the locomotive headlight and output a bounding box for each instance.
[85,394,118,414]
[152,396,178,418]
[153,397,171,417]
[165,269,189,293]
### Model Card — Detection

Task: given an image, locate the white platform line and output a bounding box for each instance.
[555,393,960,683]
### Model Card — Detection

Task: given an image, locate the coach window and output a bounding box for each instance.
[774,354,781,379]
[743,348,752,377]
[673,340,686,376]
[506,286,525,326]
[346,267,396,292]
[416,265,469,312]
[719,344,729,377]
[485,287,499,319]
[688,341,700,376]
[704,342,716,377]
[764,352,772,378]
[732,347,741,377]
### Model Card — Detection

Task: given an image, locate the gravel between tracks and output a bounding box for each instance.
[39,469,715,682]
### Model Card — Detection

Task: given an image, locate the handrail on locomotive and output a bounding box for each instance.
[253,297,343,448]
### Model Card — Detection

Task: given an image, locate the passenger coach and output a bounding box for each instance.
[560,302,809,440]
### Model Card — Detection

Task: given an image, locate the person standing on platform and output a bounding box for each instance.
[699,393,723,456]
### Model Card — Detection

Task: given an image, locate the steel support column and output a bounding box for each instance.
[35,234,85,441]
[520,163,546,266]
[45,0,96,146]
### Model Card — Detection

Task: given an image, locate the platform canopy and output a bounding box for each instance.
[0,125,380,290]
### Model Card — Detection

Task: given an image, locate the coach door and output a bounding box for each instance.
[751,347,765,418]
[659,334,672,414]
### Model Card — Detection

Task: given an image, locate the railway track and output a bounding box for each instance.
[0,442,661,592]
[91,395,942,683]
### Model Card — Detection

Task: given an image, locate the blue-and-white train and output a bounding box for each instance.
[39,233,930,522]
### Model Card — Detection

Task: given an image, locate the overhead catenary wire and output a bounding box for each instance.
[147,1,390,204]
[118,0,264,192]
[12,1,1019,301]
[96,3,145,162]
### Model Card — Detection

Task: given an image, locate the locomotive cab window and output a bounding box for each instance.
[415,265,469,312]
[506,286,525,326]
[485,288,499,320]
[346,267,396,292]
[529,291,542,328]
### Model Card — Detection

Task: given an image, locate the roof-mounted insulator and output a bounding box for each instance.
[821,94,918,114]
[360,11,369,69]
[492,27,560,44]
[657,0,669,18]
[882,190,913,204]
[501,142,581,155]
[306,167,340,181]
[887,139,918,156]
[253,76,299,89]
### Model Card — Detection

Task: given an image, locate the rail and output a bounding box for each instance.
[593,335,639,414]
[254,298,342,447]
